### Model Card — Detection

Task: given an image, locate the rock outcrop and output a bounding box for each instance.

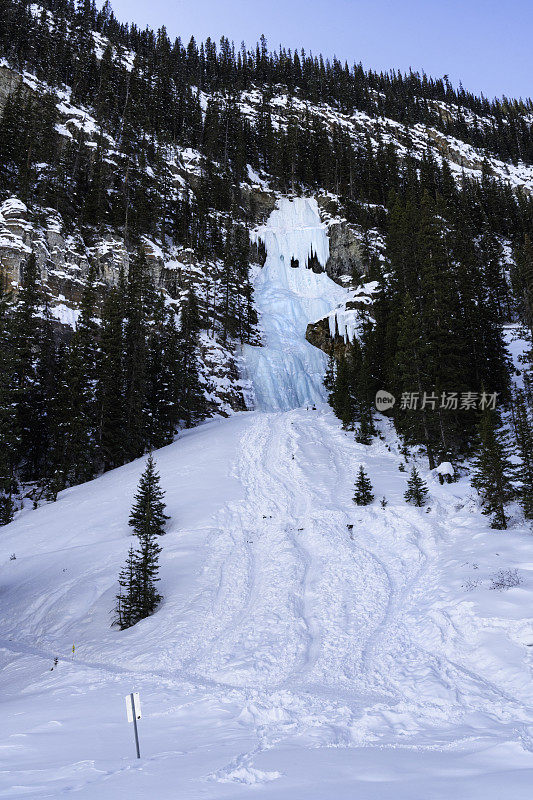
[305,282,379,359]
[326,219,364,282]
[0,64,24,115]
[0,198,32,290]
[306,315,353,360]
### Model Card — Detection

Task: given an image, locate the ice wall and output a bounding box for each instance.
[250,195,330,272]
[245,197,346,411]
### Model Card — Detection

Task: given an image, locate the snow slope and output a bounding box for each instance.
[2,408,533,798]
[1,197,533,798]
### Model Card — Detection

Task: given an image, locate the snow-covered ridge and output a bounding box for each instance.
[234,88,533,196]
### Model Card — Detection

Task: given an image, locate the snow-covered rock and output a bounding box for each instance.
[437,461,455,476]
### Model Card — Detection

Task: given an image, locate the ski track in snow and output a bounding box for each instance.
[1,197,533,798]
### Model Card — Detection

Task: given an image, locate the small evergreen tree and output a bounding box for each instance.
[114,455,168,630]
[129,454,169,538]
[512,389,533,518]
[114,546,138,630]
[353,465,374,505]
[132,520,163,622]
[0,494,15,526]
[404,466,429,506]
[472,409,514,529]
[329,355,355,429]
[355,404,375,444]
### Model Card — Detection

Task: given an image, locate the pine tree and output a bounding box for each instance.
[471,409,514,529]
[11,252,42,480]
[353,465,374,505]
[0,285,19,522]
[114,546,138,630]
[144,294,179,450]
[132,515,163,621]
[51,266,99,488]
[404,466,429,507]
[324,350,336,394]
[0,492,15,525]
[513,389,533,517]
[355,403,375,444]
[129,454,169,538]
[123,249,150,460]
[97,275,126,470]
[114,455,168,630]
[31,300,60,494]
[328,354,355,429]
[512,234,533,336]
[178,290,207,427]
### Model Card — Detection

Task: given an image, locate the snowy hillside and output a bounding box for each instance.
[2,196,533,799]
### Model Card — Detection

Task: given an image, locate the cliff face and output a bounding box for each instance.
[0,65,24,115]
[316,197,365,283]
[0,197,128,303]
[325,219,363,281]
[0,184,372,411]
[0,79,373,419]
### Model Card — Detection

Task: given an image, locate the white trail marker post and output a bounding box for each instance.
[125,692,142,758]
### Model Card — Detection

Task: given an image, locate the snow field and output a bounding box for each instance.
[2,407,533,798]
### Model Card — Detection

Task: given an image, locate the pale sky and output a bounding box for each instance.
[103,0,532,100]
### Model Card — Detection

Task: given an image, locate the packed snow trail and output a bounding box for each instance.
[1,198,533,798]
[2,408,533,798]
[244,197,345,410]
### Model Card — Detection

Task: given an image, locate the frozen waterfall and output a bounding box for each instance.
[244,197,346,411]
